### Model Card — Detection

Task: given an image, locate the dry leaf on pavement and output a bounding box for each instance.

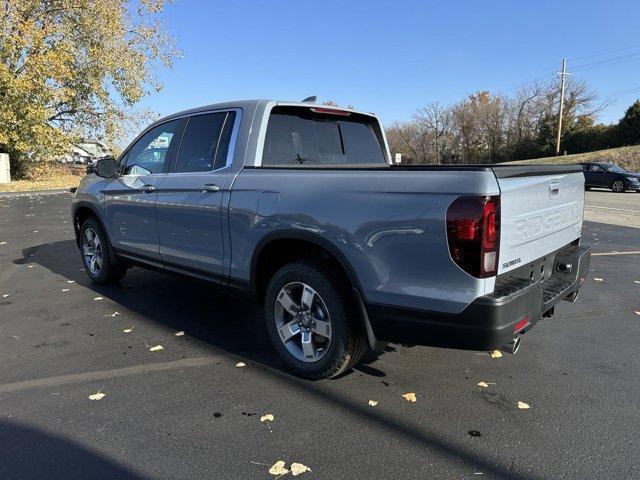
[111,312,120,317]
[61,288,70,292]
[235,361,246,367]
[88,391,105,401]
[402,392,417,402]
[2,294,9,298]
[269,461,289,475]
[67,280,75,284]
[290,463,311,476]
[490,350,503,358]
[149,345,164,352]
[260,414,274,422]
[368,400,378,406]
[174,331,185,336]
[593,278,603,282]
[123,328,134,333]
[477,382,489,388]
[517,401,531,409]
[93,296,103,300]
[634,311,640,316]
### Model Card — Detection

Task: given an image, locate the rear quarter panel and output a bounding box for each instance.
[228,168,500,314]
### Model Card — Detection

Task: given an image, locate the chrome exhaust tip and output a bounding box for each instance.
[499,336,521,355]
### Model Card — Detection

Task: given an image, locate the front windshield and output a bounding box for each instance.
[606,165,628,174]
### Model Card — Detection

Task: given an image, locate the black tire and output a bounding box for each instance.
[264,260,367,380]
[79,217,126,284]
[611,180,625,193]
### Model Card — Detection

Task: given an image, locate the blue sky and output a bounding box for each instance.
[140,0,640,126]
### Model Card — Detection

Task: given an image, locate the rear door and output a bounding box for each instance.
[102,119,183,261]
[155,110,239,277]
[494,168,584,275]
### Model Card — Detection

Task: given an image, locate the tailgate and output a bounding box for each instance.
[493,166,584,275]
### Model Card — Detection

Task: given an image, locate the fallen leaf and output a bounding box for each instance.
[477,382,489,388]
[290,463,311,476]
[27,265,34,268]
[2,294,9,298]
[149,345,164,352]
[635,311,640,316]
[123,328,134,333]
[260,414,274,422]
[634,280,640,284]
[235,361,246,367]
[517,401,531,410]
[368,400,378,406]
[174,331,185,336]
[93,296,103,301]
[269,461,289,476]
[490,350,503,358]
[111,312,120,317]
[88,392,105,401]
[593,278,603,282]
[0,241,6,245]
[67,280,75,284]
[402,392,417,403]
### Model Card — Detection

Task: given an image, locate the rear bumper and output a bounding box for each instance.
[366,244,591,351]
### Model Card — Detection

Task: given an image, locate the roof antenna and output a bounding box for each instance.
[302,96,317,103]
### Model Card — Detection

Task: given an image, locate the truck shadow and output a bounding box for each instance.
[14,239,541,480]
[13,239,386,376]
[0,420,150,480]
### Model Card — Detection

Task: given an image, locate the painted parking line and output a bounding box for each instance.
[585,205,640,213]
[0,355,228,394]
[592,251,640,257]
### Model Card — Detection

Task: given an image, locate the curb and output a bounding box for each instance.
[0,188,72,198]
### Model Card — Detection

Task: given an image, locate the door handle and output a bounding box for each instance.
[141,184,155,193]
[200,184,220,193]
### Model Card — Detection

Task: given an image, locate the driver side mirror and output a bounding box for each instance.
[94,156,118,178]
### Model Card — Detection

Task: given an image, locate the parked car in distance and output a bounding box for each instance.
[580,162,640,192]
[72,99,591,379]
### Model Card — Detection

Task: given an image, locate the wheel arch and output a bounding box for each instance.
[72,202,119,266]
[250,230,379,350]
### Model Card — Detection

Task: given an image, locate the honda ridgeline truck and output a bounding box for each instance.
[72,99,591,379]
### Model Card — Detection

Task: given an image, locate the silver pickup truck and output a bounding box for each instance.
[72,99,591,379]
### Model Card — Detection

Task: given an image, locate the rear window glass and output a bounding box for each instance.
[262,107,387,166]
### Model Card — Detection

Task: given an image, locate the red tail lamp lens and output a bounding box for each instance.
[446,195,500,278]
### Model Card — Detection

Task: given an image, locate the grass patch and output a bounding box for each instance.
[506,145,640,172]
[0,162,85,193]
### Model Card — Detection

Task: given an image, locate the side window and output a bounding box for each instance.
[588,165,603,172]
[123,120,181,175]
[174,112,234,173]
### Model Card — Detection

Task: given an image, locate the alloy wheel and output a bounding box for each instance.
[274,282,332,362]
[82,227,103,275]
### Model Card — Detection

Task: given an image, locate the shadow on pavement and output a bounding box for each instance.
[0,420,149,480]
[15,239,541,480]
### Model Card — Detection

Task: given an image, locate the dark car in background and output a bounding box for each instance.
[580,162,640,192]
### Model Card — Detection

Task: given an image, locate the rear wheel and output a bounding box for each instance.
[611,180,625,192]
[264,260,366,379]
[80,218,126,284]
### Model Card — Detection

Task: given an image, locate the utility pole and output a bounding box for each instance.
[555,58,568,155]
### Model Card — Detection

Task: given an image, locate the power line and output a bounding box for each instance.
[572,51,640,72]
[569,43,640,62]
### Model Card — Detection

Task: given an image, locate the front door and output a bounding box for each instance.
[155,110,238,277]
[102,118,183,262]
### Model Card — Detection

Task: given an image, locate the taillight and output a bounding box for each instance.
[446,195,500,278]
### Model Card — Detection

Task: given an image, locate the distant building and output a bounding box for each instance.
[60,139,112,164]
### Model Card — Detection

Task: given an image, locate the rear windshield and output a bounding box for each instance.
[262,106,387,166]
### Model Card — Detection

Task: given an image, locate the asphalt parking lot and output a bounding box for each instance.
[0,191,638,480]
